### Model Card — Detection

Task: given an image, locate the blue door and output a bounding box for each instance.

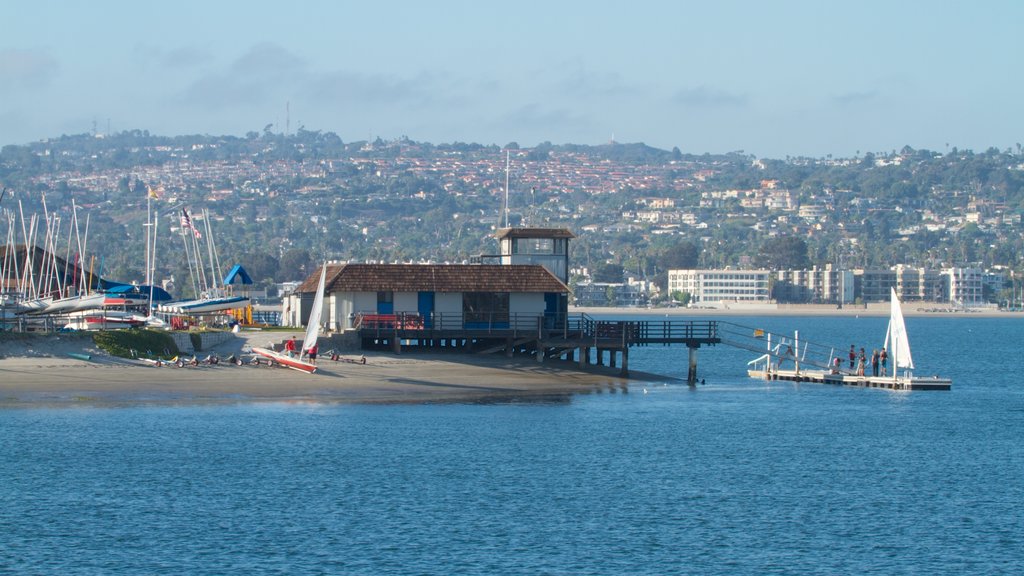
[544,292,560,328]
[377,291,393,314]
[418,292,435,328]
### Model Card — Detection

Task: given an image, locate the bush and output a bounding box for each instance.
[93,329,179,359]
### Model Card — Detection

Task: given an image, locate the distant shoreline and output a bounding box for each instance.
[572,305,1024,318]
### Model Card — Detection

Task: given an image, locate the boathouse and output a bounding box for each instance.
[284,262,570,332]
[282,227,722,379]
[284,227,576,332]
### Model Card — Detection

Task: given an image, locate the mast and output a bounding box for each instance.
[301,262,327,355]
[503,150,510,229]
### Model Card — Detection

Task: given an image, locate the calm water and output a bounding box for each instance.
[2,316,1023,574]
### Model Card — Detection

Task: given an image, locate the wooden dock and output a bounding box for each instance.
[747,369,951,391]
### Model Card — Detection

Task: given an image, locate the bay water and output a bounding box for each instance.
[2,316,1022,574]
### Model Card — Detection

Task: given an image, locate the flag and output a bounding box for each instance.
[180,208,202,239]
[147,184,162,199]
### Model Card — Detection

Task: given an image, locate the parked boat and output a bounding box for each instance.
[252,262,326,374]
[158,294,250,314]
[63,310,146,331]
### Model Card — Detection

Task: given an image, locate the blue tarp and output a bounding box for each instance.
[224,264,253,286]
[105,284,173,301]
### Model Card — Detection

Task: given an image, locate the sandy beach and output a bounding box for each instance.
[0,330,663,408]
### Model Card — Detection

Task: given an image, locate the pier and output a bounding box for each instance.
[746,367,952,391]
[356,312,721,384]
[356,313,951,391]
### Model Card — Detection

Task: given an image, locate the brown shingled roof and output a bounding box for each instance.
[295,263,568,294]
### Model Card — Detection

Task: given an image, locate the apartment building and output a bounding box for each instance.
[667,269,771,304]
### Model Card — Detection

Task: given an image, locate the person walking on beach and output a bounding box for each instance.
[880,348,888,376]
[857,347,866,376]
[849,345,856,370]
[871,349,880,377]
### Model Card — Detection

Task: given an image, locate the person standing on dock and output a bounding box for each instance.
[849,345,856,370]
[880,348,888,376]
[871,349,880,377]
[857,348,866,376]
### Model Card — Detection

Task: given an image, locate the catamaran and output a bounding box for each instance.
[251,262,326,374]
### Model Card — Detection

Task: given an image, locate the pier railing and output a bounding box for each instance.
[354,311,723,346]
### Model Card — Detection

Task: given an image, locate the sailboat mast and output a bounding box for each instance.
[503,150,510,229]
[148,214,159,315]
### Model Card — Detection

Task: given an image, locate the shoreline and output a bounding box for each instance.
[0,331,671,408]
[572,305,1024,318]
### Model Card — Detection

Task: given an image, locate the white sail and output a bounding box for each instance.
[302,262,327,354]
[886,287,914,370]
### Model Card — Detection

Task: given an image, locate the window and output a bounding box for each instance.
[462,292,509,326]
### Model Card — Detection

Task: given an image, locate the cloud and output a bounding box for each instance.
[552,64,638,99]
[495,103,589,132]
[0,49,58,91]
[672,85,747,108]
[833,90,880,105]
[303,70,443,108]
[178,43,308,109]
[133,44,213,70]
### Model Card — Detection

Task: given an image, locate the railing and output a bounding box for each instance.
[352,311,721,347]
[354,311,570,334]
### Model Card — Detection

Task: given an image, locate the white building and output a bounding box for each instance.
[943,267,984,306]
[667,269,771,304]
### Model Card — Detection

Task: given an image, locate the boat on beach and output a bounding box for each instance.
[63,310,147,331]
[252,262,326,374]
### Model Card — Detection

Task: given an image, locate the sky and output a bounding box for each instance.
[2,0,1022,159]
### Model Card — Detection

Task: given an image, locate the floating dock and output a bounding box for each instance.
[748,368,951,391]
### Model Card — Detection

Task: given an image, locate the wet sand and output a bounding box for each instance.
[0,331,666,408]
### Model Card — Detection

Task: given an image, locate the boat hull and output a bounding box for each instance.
[159,296,250,314]
[252,346,318,374]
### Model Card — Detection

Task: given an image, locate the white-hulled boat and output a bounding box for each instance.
[157,294,250,314]
[63,310,146,331]
[252,262,325,374]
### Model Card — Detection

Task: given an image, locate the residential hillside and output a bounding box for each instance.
[1,131,1021,304]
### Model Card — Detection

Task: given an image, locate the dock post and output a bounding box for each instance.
[620,346,629,377]
[687,345,699,386]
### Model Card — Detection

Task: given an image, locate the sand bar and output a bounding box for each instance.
[0,330,664,408]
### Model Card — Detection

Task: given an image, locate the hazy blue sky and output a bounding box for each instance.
[3,0,1021,158]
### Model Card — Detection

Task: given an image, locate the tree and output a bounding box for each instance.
[657,240,700,270]
[755,236,811,270]
[592,262,624,283]
[279,248,313,281]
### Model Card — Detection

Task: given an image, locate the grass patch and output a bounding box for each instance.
[93,329,180,359]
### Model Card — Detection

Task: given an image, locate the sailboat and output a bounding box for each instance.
[883,287,951,389]
[252,262,326,374]
[884,287,914,380]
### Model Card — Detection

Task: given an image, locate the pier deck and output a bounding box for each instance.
[748,368,951,391]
